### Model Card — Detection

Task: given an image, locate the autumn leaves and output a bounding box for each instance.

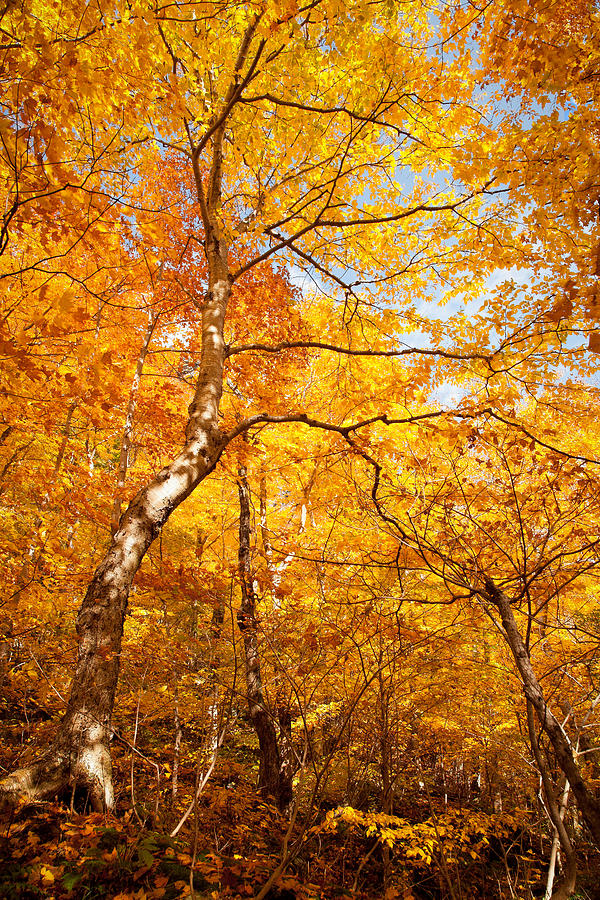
[1,13,600,896]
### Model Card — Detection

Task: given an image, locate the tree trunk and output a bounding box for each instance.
[276,691,296,811]
[171,677,182,803]
[0,15,267,811]
[258,470,297,807]
[378,666,393,891]
[485,576,600,846]
[0,253,230,811]
[237,466,293,810]
[1,403,78,692]
[527,702,577,900]
[111,311,157,536]
[206,591,225,753]
[258,469,293,606]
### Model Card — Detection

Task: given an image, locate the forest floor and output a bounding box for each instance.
[1,701,599,900]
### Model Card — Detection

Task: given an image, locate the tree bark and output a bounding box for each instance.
[527,702,577,900]
[259,470,294,603]
[484,576,600,846]
[0,244,230,811]
[206,591,225,753]
[237,466,293,810]
[258,470,297,805]
[171,677,182,803]
[111,312,157,536]
[1,403,78,691]
[0,13,268,810]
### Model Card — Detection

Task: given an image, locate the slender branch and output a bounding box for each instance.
[314,183,495,228]
[225,409,448,444]
[485,409,600,465]
[232,179,497,280]
[193,16,265,159]
[226,339,491,363]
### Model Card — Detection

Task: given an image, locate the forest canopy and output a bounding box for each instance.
[1,0,600,898]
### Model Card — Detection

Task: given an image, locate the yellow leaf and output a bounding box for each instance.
[59,289,75,313]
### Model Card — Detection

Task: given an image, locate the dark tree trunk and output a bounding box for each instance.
[527,702,577,900]
[237,466,293,810]
[485,576,600,847]
[276,691,297,811]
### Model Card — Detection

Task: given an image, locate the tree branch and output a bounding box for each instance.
[226,339,491,363]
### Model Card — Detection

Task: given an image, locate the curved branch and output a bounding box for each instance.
[226,339,491,363]
[225,409,448,444]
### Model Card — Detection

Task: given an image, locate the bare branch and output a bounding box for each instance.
[226,339,491,363]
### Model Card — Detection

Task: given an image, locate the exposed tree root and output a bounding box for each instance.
[0,738,114,812]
